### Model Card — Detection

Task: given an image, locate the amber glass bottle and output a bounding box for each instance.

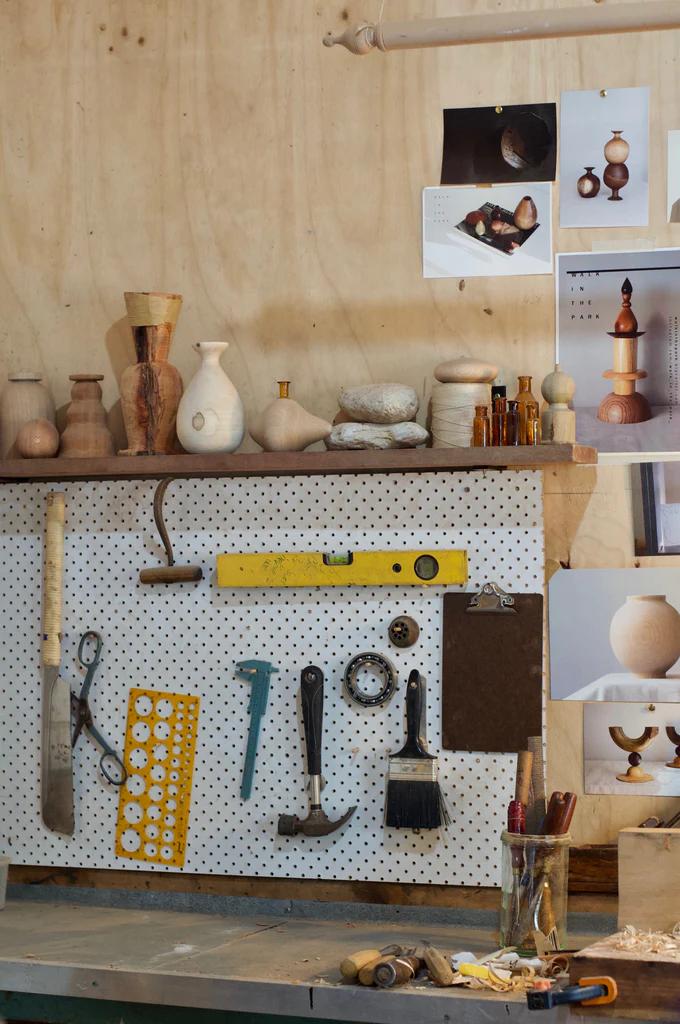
[506,400,519,445]
[526,400,541,445]
[515,375,538,444]
[491,386,507,446]
[472,405,490,447]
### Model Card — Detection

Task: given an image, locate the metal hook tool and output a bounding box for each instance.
[139,478,203,584]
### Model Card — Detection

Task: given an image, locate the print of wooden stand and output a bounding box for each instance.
[598,278,651,425]
[666,727,680,769]
[609,726,659,783]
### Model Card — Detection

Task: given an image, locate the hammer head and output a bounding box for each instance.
[278,805,356,837]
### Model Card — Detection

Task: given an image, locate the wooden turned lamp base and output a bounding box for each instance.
[599,280,650,424]
[598,389,651,424]
[616,760,654,784]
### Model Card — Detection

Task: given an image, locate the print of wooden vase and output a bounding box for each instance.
[120,292,183,455]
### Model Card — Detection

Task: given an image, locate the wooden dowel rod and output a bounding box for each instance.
[324,2,680,55]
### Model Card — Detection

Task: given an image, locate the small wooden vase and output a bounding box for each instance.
[576,167,600,198]
[120,291,184,455]
[513,195,537,230]
[603,161,629,201]
[60,374,115,458]
[250,381,331,452]
[0,373,55,457]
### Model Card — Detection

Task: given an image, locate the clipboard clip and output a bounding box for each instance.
[465,582,516,614]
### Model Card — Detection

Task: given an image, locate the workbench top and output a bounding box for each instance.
[0,896,627,1024]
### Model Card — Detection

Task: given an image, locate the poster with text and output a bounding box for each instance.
[560,87,649,228]
[557,249,680,459]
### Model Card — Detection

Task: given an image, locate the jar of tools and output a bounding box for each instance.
[500,831,571,953]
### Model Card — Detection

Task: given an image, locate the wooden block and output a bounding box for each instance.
[571,937,680,1020]
[618,827,680,931]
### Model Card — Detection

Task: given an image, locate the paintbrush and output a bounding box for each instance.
[384,670,448,829]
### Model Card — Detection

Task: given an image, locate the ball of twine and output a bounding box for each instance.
[431,382,491,448]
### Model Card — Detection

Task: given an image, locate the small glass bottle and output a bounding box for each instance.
[491,385,507,446]
[515,375,538,445]
[472,405,490,447]
[506,400,519,445]
[526,400,541,445]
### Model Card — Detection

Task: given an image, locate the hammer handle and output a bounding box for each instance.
[301,666,324,777]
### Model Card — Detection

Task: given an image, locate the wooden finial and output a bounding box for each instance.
[614,277,638,334]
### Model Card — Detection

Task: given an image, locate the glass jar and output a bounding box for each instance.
[500,831,571,952]
[491,396,507,446]
[515,375,538,445]
[526,400,541,445]
[506,400,519,445]
[472,405,490,447]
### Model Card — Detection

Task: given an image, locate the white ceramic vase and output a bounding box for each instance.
[176,342,244,454]
[609,595,680,679]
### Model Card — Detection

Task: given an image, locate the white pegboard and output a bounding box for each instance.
[0,470,543,886]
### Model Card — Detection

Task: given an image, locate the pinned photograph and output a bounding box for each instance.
[549,568,680,702]
[668,130,680,222]
[556,248,680,458]
[440,103,556,185]
[637,462,680,555]
[423,183,552,279]
[584,703,680,797]
[559,86,649,228]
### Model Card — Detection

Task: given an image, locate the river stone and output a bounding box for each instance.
[434,357,498,384]
[326,421,429,450]
[339,383,419,424]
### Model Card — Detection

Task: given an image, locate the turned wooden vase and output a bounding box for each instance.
[609,595,680,678]
[513,195,537,230]
[604,130,630,165]
[120,291,183,455]
[0,372,55,457]
[576,167,600,198]
[603,162,629,201]
[60,374,115,458]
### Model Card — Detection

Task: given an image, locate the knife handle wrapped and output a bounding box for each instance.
[43,492,65,667]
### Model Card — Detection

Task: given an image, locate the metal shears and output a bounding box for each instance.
[72,631,127,786]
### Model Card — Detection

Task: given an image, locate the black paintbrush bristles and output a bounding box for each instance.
[384,768,449,829]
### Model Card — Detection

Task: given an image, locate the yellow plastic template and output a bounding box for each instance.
[216,549,468,588]
[115,688,200,868]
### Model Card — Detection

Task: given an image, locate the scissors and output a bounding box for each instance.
[72,631,127,786]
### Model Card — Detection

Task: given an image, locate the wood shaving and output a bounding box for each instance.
[607,924,680,957]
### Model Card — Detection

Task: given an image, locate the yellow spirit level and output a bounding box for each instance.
[216,549,467,588]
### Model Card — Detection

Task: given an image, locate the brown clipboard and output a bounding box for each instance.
[441,584,543,753]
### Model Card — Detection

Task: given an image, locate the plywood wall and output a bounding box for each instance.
[1,0,678,446]
[1,0,679,849]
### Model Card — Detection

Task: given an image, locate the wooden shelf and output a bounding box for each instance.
[0,444,596,482]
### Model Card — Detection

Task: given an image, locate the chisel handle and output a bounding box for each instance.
[301,666,324,776]
[42,492,65,668]
[515,750,533,805]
